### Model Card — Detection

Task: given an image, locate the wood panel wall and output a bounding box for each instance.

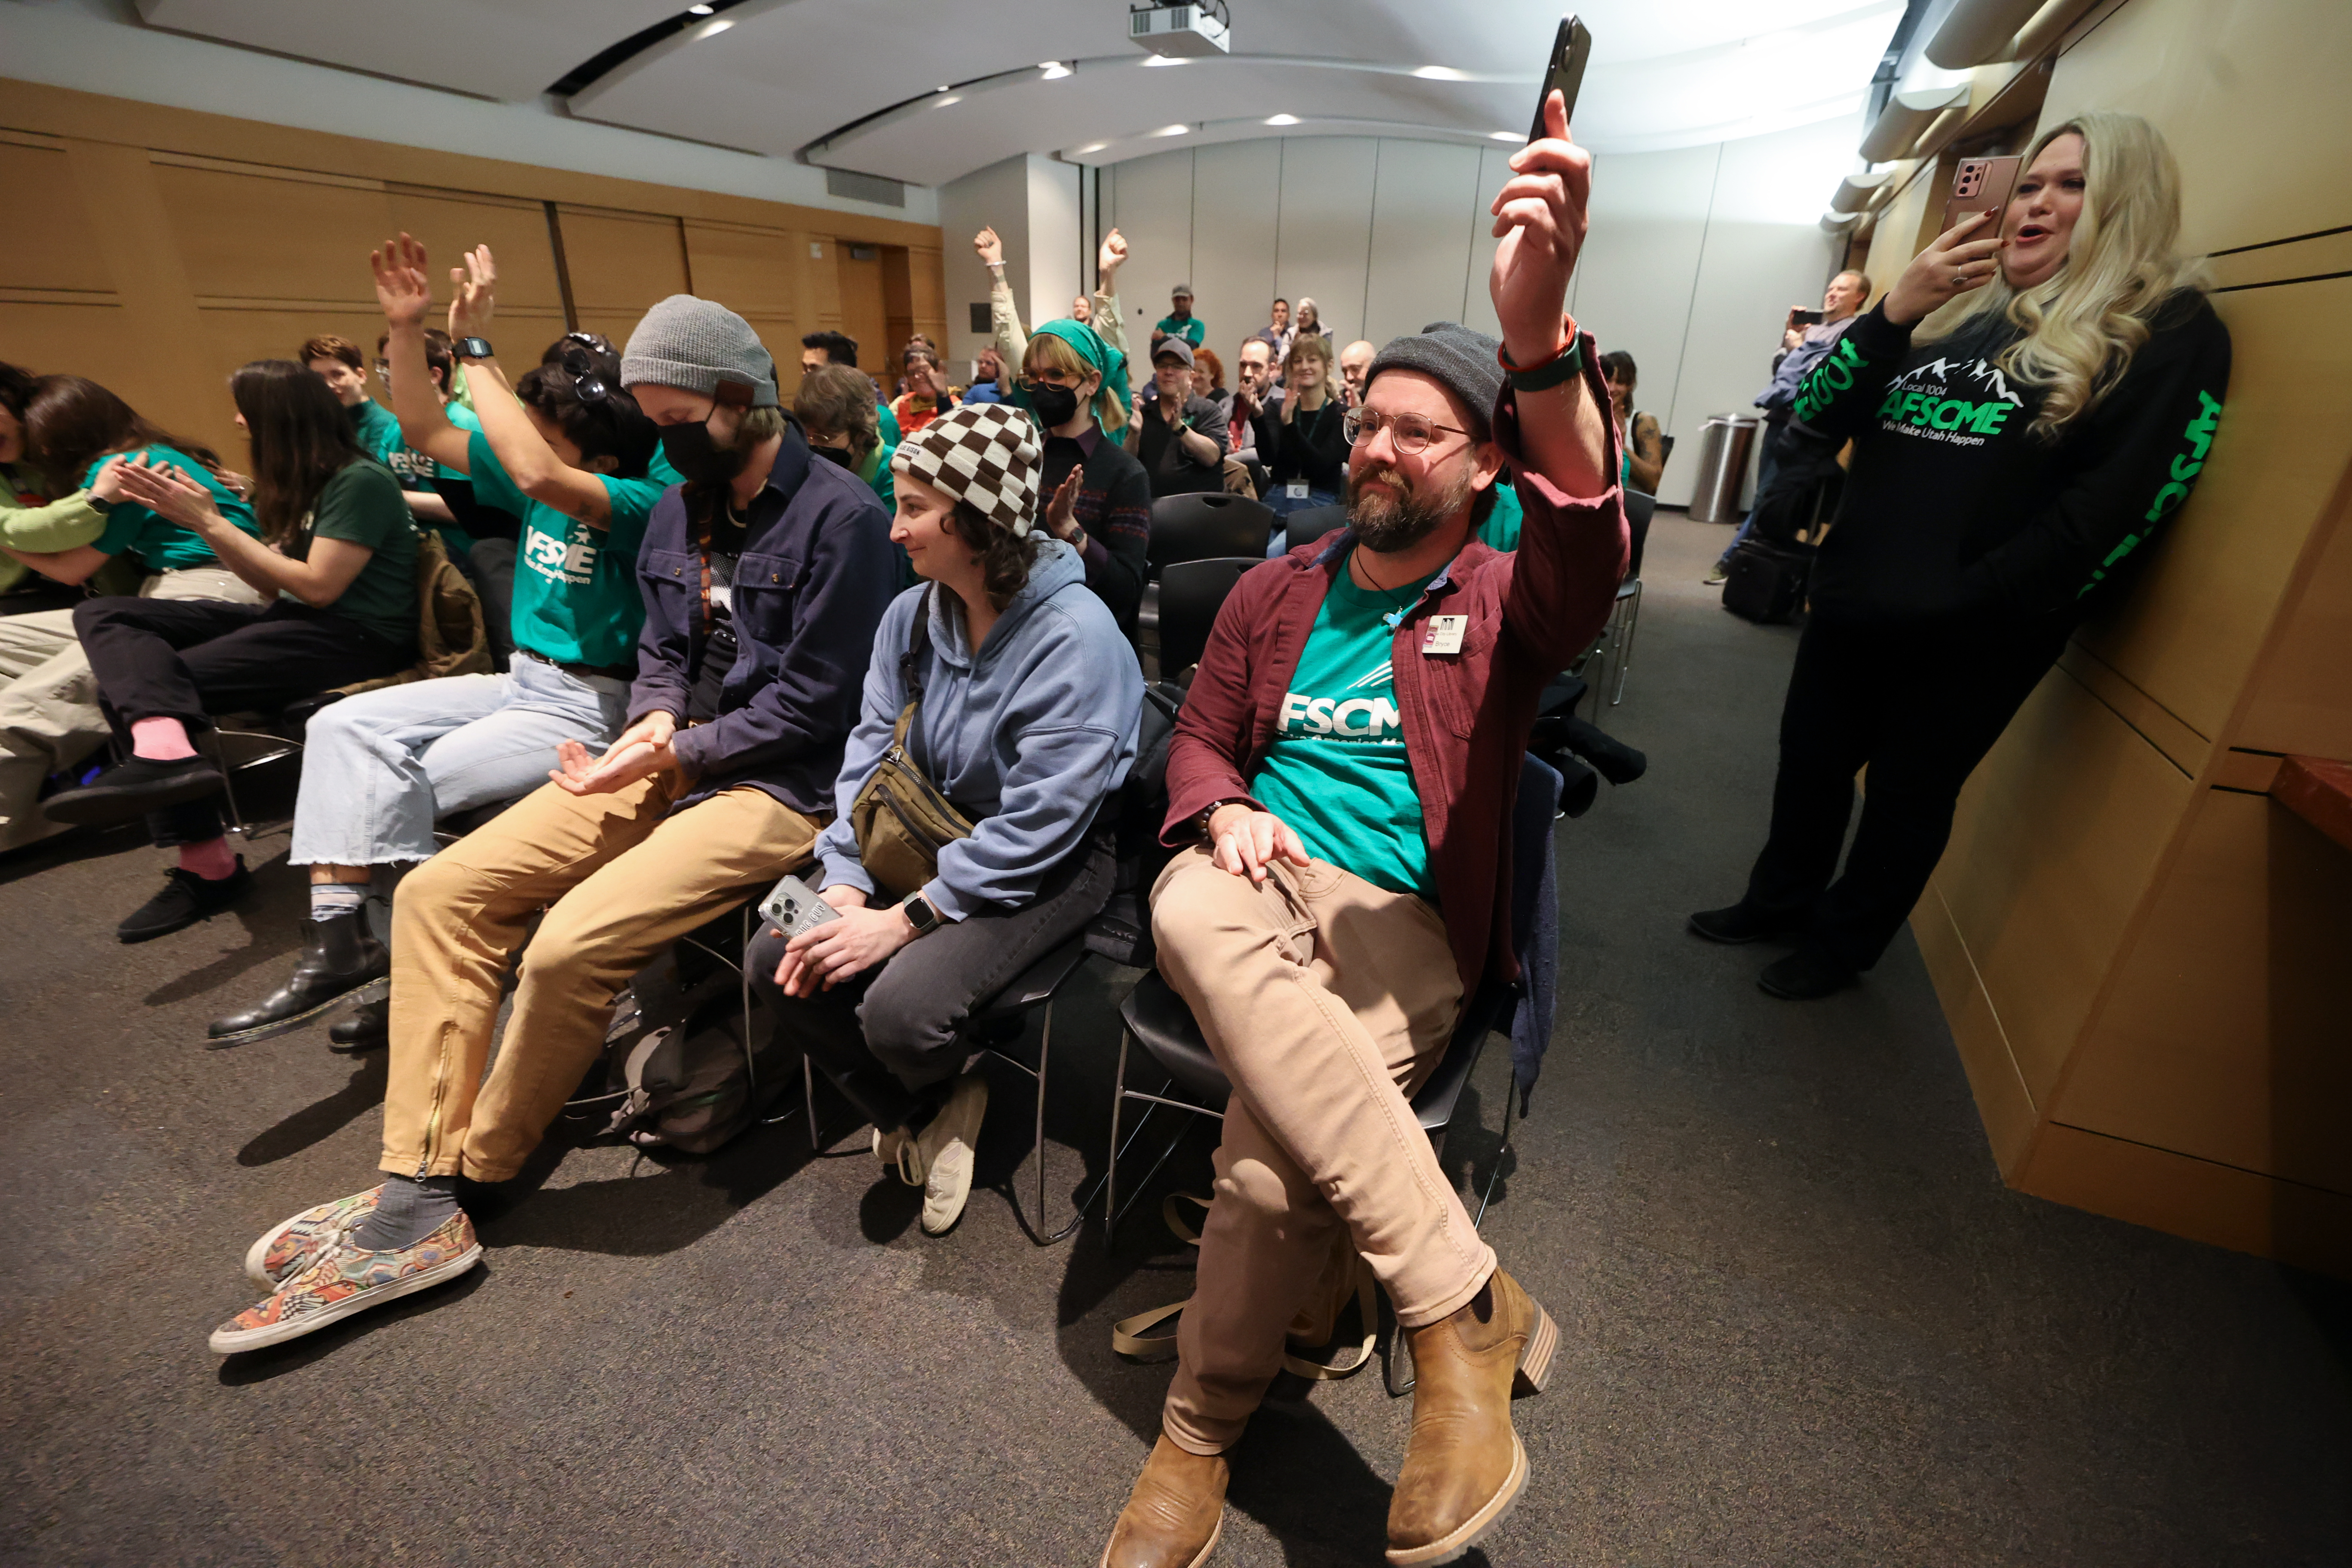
[0,80,948,457]
[1885,0,2352,1275]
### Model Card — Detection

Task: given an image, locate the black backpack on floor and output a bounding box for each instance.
[1722,539,1811,625]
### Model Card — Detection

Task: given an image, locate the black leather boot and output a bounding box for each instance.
[206,911,389,1048]
[328,996,390,1054]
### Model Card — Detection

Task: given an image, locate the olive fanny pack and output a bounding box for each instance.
[849,585,977,900]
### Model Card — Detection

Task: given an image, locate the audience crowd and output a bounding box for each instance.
[0,92,2223,1568]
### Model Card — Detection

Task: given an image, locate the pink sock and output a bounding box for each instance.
[131,717,198,761]
[178,836,236,881]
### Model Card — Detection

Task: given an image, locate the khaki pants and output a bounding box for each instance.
[1150,846,1494,1455]
[0,567,260,851]
[380,770,821,1182]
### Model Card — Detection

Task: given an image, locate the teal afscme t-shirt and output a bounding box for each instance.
[87,446,260,570]
[465,430,661,669]
[1248,554,1438,901]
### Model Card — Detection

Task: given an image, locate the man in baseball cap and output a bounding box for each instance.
[208,293,901,1355]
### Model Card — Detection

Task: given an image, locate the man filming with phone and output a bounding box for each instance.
[1708,268,1871,585]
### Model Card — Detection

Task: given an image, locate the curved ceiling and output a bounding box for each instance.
[135,0,1903,188]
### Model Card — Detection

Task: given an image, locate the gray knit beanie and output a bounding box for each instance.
[1366,321,1505,436]
[621,294,780,407]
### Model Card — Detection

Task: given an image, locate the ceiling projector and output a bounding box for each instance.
[1129,2,1231,57]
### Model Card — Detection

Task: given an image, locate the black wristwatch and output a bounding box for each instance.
[902,891,945,936]
[86,494,114,515]
[454,336,495,361]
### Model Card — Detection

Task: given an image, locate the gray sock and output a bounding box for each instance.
[310,882,368,920]
[349,1175,462,1253]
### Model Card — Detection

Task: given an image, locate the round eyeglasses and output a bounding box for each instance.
[1342,407,1472,455]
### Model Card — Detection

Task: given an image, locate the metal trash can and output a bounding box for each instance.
[1686,413,1764,524]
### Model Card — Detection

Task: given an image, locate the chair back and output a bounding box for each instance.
[1283,502,1349,552]
[1156,557,1260,677]
[1622,487,1654,581]
[1148,492,1272,573]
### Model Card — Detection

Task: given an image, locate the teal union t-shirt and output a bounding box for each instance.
[87,446,261,570]
[465,430,662,669]
[1248,554,1439,901]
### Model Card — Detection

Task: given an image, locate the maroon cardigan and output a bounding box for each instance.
[1160,337,1629,995]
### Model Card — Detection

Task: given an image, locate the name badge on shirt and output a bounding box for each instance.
[1285,481,1311,499]
[1421,614,1467,656]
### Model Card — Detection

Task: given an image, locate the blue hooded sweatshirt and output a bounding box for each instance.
[816,536,1143,921]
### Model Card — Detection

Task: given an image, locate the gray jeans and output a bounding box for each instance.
[287,651,630,867]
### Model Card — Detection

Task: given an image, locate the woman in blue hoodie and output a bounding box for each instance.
[750,401,1143,1235]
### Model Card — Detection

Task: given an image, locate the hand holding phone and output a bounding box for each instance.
[1528,16,1592,142]
[760,872,842,939]
[1939,156,2023,245]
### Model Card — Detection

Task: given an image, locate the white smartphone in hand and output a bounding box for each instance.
[760,873,842,939]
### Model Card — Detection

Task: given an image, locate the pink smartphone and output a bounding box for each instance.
[1940,155,2022,240]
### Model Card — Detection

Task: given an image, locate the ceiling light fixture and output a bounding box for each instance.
[685,3,712,12]
[699,18,732,36]
[934,95,961,107]
[1412,65,1468,80]
[1488,130,1522,141]
[1265,113,1300,126]
[1152,123,1190,137]
[1140,54,1185,67]
[1075,142,1111,155]
[1039,61,1072,79]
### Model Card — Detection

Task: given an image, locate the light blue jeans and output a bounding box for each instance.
[288,652,631,867]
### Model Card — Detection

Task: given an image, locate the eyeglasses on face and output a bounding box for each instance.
[1019,369,1084,390]
[1342,407,1472,456]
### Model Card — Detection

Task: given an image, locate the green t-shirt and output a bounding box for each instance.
[88,447,261,570]
[1476,483,1523,552]
[876,401,903,448]
[350,398,401,465]
[294,459,417,647]
[1156,315,1207,348]
[466,430,661,668]
[1249,555,1438,900]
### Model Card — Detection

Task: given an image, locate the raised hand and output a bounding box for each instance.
[370,233,434,329]
[1489,88,1592,367]
[1099,227,1129,278]
[1885,211,2004,325]
[1043,467,1083,543]
[449,244,499,340]
[974,225,1004,266]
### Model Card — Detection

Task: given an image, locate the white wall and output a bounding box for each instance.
[938,156,1033,369]
[1025,157,1083,346]
[1104,117,1863,506]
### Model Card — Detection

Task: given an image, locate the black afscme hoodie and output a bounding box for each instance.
[1791,289,2230,622]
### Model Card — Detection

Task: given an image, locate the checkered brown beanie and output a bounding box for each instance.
[890,401,1041,536]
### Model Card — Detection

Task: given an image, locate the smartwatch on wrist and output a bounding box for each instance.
[902,891,945,936]
[87,494,114,516]
[454,337,495,361]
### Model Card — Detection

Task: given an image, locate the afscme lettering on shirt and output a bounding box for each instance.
[1279,690,1403,740]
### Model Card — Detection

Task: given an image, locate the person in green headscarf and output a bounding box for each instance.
[1009,318,1152,638]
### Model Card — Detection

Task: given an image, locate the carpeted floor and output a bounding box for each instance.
[2,512,2346,1567]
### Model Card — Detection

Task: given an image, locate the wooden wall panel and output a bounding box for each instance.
[834,247,888,392]
[0,135,109,299]
[680,219,799,351]
[880,247,915,364]
[2053,790,2352,1193]
[906,245,947,369]
[553,206,690,351]
[151,157,389,309]
[2231,454,2352,760]
[1931,667,2196,1102]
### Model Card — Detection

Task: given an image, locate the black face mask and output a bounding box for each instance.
[810,444,854,470]
[659,420,748,488]
[1028,383,1081,429]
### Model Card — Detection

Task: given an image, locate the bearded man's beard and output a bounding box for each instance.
[1346,460,1475,553]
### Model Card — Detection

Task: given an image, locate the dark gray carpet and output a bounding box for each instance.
[3,513,2346,1567]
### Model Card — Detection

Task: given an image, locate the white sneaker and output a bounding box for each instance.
[915,1072,988,1235]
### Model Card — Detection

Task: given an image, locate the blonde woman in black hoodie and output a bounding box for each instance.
[1691,111,2231,999]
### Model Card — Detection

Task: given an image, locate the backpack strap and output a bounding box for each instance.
[892,585,934,770]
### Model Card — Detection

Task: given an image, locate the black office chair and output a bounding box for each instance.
[1281,502,1349,552]
[1155,557,1260,680]
[1147,492,1274,571]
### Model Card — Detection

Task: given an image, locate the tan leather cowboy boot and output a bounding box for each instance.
[1384,1267,1557,1566]
[1101,1434,1229,1568]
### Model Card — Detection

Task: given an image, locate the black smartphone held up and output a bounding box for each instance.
[1789,307,1826,327]
[1940,155,2023,241]
[1528,16,1592,142]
